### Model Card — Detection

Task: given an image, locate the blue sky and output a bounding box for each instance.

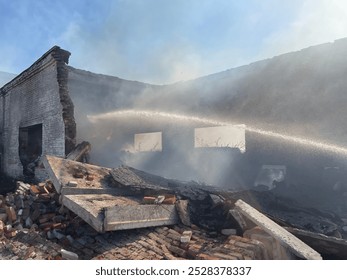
[1,0,347,84]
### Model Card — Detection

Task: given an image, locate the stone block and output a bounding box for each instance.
[61,249,79,260]
[180,230,193,243]
[234,199,322,260]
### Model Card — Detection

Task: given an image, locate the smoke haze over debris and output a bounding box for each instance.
[2,0,347,192]
[63,36,347,192]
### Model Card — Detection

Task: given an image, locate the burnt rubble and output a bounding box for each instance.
[2,154,347,260]
[0,180,268,260]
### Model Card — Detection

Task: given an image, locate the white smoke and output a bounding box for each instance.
[260,0,347,59]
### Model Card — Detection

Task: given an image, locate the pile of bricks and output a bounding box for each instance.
[91,226,266,260]
[0,180,268,260]
[0,180,76,245]
[0,230,64,260]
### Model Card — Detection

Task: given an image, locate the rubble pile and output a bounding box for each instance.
[1,155,346,260]
[0,179,266,260]
[0,178,267,260]
[0,181,75,239]
[0,180,82,259]
[92,226,266,260]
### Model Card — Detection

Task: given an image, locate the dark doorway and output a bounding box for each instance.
[19,124,42,176]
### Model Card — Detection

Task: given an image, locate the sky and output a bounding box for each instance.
[1,0,347,84]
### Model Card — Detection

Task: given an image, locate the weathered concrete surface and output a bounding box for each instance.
[43,155,178,232]
[104,204,178,231]
[42,155,115,194]
[62,194,107,232]
[234,199,322,260]
[63,193,178,232]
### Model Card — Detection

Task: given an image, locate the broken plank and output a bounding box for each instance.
[286,227,347,259]
[234,199,322,260]
[66,141,91,162]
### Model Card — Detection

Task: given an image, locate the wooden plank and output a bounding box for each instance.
[104,204,178,231]
[66,141,91,162]
[234,199,322,260]
[286,227,347,259]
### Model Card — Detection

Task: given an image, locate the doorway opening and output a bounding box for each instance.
[18,124,43,176]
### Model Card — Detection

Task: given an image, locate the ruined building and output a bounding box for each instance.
[2,42,347,260]
[2,39,347,200]
[0,47,76,179]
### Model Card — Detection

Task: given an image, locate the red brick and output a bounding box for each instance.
[30,185,42,195]
[5,206,16,223]
[163,195,176,205]
[86,175,94,181]
[168,245,187,258]
[143,196,156,204]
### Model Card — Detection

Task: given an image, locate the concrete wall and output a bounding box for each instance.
[0,46,75,179]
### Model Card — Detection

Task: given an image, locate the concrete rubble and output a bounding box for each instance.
[0,154,346,259]
[0,181,267,260]
[234,199,322,260]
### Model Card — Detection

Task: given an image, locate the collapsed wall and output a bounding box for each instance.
[0,46,76,179]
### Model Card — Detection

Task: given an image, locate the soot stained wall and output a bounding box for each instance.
[0,46,76,179]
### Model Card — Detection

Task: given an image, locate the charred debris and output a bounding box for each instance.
[1,143,347,260]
